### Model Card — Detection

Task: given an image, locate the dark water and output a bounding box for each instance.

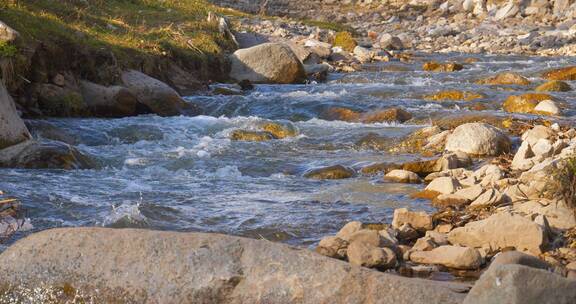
[2,53,576,249]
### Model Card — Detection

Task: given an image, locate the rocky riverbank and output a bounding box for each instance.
[215,0,576,56]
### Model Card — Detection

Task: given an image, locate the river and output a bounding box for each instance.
[1,53,575,249]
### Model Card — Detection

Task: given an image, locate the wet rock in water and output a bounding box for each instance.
[392,208,433,231]
[535,80,572,92]
[34,83,89,117]
[229,43,306,84]
[426,177,462,195]
[410,246,483,270]
[445,123,511,156]
[390,126,444,155]
[230,130,275,142]
[322,107,360,122]
[333,31,357,52]
[533,100,561,116]
[360,108,412,123]
[422,61,463,72]
[489,251,551,271]
[304,165,355,180]
[260,121,298,139]
[542,66,576,81]
[476,72,531,85]
[26,120,80,145]
[503,93,554,114]
[80,81,140,117]
[424,90,485,102]
[121,70,201,117]
[0,228,467,303]
[448,213,548,255]
[464,264,576,304]
[347,242,397,269]
[384,169,421,184]
[316,236,348,259]
[356,134,392,152]
[0,140,94,169]
[0,82,31,149]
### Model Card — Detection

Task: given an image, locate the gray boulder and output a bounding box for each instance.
[0,82,31,149]
[229,43,306,84]
[464,264,576,304]
[80,81,140,117]
[0,228,467,304]
[0,140,94,169]
[121,70,201,117]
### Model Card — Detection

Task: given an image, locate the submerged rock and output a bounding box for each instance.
[0,228,467,303]
[0,82,31,150]
[503,93,556,114]
[476,72,530,85]
[304,165,355,180]
[260,122,298,139]
[0,140,94,169]
[230,130,275,141]
[423,62,463,72]
[535,80,572,92]
[542,66,576,81]
[121,70,201,117]
[424,90,484,102]
[445,123,511,156]
[360,108,412,123]
[229,43,306,84]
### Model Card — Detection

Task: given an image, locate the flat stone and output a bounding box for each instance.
[0,228,469,303]
[448,213,547,255]
[410,245,483,270]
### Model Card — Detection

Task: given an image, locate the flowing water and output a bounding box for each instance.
[2,53,576,249]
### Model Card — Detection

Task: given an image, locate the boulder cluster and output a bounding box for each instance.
[318,120,576,287]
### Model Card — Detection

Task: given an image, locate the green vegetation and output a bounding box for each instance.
[333,31,357,52]
[0,42,17,58]
[552,156,576,208]
[0,0,237,67]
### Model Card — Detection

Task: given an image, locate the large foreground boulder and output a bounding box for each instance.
[229,43,306,84]
[121,70,201,117]
[445,123,511,156]
[0,228,467,303]
[0,140,94,169]
[464,264,576,304]
[0,82,31,149]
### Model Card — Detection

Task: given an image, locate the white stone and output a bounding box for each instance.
[534,100,561,115]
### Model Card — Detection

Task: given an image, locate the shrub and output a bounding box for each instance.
[333,31,357,52]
